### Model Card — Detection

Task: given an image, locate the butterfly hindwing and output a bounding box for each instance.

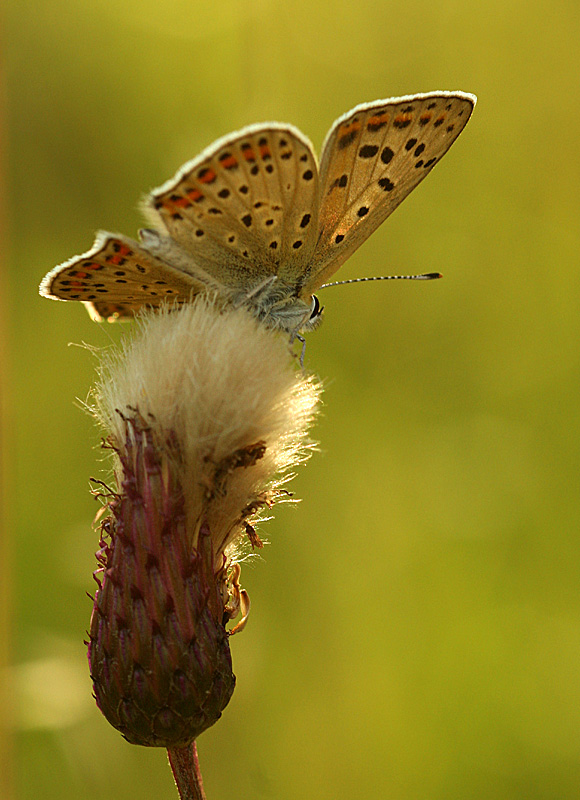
[39,232,207,320]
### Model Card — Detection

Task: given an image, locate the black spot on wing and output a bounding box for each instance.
[359,144,379,158]
[381,147,394,165]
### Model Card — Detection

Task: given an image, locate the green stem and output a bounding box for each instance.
[167,741,207,800]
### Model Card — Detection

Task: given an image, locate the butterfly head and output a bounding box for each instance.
[300,294,324,332]
[247,283,324,333]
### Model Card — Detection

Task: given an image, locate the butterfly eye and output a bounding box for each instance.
[309,294,323,321]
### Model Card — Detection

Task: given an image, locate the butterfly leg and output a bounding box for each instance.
[248,274,278,299]
[233,275,278,309]
[293,333,307,367]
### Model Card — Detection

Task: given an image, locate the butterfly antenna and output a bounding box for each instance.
[320,272,442,288]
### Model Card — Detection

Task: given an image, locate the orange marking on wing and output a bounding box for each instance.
[419,113,432,124]
[241,147,256,162]
[107,254,127,265]
[199,168,217,184]
[187,188,203,201]
[173,196,192,208]
[340,121,361,136]
[219,155,238,168]
[259,144,271,158]
[82,262,103,271]
[367,112,389,127]
[394,113,412,125]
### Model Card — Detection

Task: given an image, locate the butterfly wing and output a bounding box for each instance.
[301,91,476,295]
[143,124,320,291]
[39,232,209,321]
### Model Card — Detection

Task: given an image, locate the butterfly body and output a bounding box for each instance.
[40,91,476,331]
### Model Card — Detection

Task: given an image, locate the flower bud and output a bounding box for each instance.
[87,298,320,747]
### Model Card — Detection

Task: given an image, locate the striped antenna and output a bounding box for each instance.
[321,272,442,288]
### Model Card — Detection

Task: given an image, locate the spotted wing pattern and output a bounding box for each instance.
[302,92,476,294]
[40,232,207,321]
[143,124,320,290]
[40,92,475,325]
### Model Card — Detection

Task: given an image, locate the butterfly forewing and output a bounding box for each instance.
[303,92,475,293]
[39,233,207,320]
[143,124,320,291]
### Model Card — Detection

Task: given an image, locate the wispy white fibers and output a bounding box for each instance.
[93,297,321,565]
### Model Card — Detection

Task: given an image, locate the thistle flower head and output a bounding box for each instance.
[87,298,320,747]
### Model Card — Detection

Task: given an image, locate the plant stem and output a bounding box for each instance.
[167,742,207,800]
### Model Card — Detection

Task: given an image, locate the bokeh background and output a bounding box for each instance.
[2,1,580,798]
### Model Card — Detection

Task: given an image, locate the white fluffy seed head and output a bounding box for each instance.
[93,297,321,563]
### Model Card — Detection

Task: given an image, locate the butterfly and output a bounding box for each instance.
[39,91,476,333]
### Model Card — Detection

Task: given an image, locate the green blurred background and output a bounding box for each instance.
[3,1,580,798]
